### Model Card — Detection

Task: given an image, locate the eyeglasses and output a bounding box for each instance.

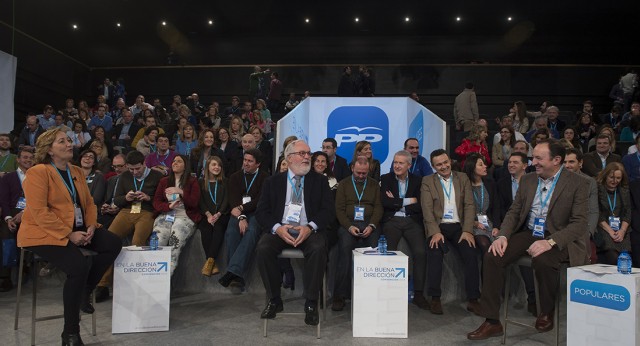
[288,151,312,158]
[112,164,125,169]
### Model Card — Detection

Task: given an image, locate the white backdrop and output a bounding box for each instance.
[0,50,17,133]
[276,97,446,173]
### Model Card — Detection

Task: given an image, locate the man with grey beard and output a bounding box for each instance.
[255,140,334,326]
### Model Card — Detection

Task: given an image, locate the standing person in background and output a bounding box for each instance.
[18,129,121,346]
[454,82,479,133]
[198,156,230,276]
[337,66,356,97]
[267,72,283,113]
[249,66,270,102]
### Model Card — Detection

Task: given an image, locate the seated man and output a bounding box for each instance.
[0,133,17,175]
[95,150,163,302]
[581,133,622,177]
[380,150,428,309]
[0,148,34,291]
[398,138,434,177]
[255,140,334,326]
[332,156,382,311]
[144,134,176,176]
[98,154,127,229]
[218,149,269,290]
[421,149,479,314]
[467,139,589,340]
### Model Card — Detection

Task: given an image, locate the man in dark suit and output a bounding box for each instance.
[468,139,590,340]
[380,150,428,309]
[17,115,45,151]
[421,149,479,314]
[322,138,350,181]
[581,133,622,177]
[255,140,334,326]
[112,109,140,150]
[97,78,116,108]
[0,148,34,291]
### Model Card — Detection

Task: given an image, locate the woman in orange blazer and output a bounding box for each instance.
[17,129,121,346]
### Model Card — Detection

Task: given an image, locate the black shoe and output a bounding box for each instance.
[331,296,345,311]
[229,276,245,288]
[304,300,319,326]
[260,299,284,319]
[94,286,110,303]
[61,331,84,346]
[218,272,237,288]
[80,291,95,314]
[0,278,13,292]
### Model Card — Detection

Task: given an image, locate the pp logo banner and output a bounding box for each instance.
[570,279,630,311]
[409,110,424,152]
[327,106,389,164]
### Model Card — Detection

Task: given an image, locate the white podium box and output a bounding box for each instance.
[352,250,408,338]
[112,246,171,334]
[567,264,640,346]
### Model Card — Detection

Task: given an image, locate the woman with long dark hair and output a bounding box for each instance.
[78,149,106,208]
[190,129,226,179]
[152,154,201,276]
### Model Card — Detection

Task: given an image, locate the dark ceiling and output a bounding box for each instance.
[1,0,638,67]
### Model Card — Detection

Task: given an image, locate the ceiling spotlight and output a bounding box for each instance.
[72,24,78,29]
[456,16,461,22]
[405,17,410,22]
[507,17,513,21]
[354,17,359,22]
[208,20,213,25]
[305,18,310,23]
[161,21,167,26]
[116,22,121,27]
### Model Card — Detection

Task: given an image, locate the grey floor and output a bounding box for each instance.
[2,277,564,346]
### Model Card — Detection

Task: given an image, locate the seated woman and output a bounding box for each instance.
[462,153,500,255]
[85,126,114,159]
[492,125,514,169]
[190,129,226,179]
[87,139,112,173]
[455,124,491,168]
[18,128,121,346]
[198,156,230,276]
[563,127,582,152]
[595,162,632,265]
[78,149,106,208]
[249,125,273,174]
[350,140,381,181]
[67,120,91,158]
[152,154,201,276]
[136,126,159,157]
[175,123,198,156]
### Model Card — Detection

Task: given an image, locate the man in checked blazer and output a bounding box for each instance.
[467,139,590,341]
[420,149,479,315]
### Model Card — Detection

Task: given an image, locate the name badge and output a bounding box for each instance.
[443,208,454,220]
[609,216,621,231]
[16,197,26,210]
[130,202,142,214]
[74,205,84,228]
[477,214,489,228]
[286,204,302,224]
[354,206,365,221]
[165,210,176,223]
[533,217,545,238]
[242,196,252,204]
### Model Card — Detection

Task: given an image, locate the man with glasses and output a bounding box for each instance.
[331,156,383,311]
[218,149,269,292]
[99,154,127,229]
[321,137,350,181]
[255,140,334,325]
[95,150,163,302]
[17,114,45,151]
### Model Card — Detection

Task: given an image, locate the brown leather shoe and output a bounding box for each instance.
[412,295,430,310]
[430,298,443,315]
[467,299,480,313]
[201,258,214,276]
[467,321,504,340]
[535,313,554,332]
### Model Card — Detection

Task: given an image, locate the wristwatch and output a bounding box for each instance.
[238,215,247,221]
[547,238,557,247]
[368,224,377,231]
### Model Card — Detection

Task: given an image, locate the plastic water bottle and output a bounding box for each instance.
[377,235,387,255]
[149,231,159,250]
[618,251,632,274]
[408,276,415,303]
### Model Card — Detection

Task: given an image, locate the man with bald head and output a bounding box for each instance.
[255,140,334,325]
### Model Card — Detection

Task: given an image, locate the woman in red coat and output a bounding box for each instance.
[455,124,491,168]
[152,154,201,276]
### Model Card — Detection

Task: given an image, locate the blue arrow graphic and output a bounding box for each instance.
[395,268,406,278]
[157,262,168,272]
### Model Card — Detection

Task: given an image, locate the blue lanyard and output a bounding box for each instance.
[397,176,408,198]
[244,169,259,194]
[208,181,218,205]
[607,189,617,216]
[150,144,157,153]
[439,175,453,201]
[185,141,193,155]
[636,152,640,165]
[112,176,120,204]
[410,159,417,174]
[0,154,10,169]
[133,173,146,192]
[550,122,557,131]
[473,183,485,211]
[156,151,169,166]
[51,163,77,205]
[288,174,305,202]
[536,167,562,214]
[351,176,368,204]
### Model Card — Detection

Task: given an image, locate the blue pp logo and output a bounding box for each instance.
[570,279,630,311]
[327,106,389,163]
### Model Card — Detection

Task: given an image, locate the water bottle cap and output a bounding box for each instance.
[380,235,385,239]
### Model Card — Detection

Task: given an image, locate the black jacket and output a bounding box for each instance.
[379,172,423,225]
